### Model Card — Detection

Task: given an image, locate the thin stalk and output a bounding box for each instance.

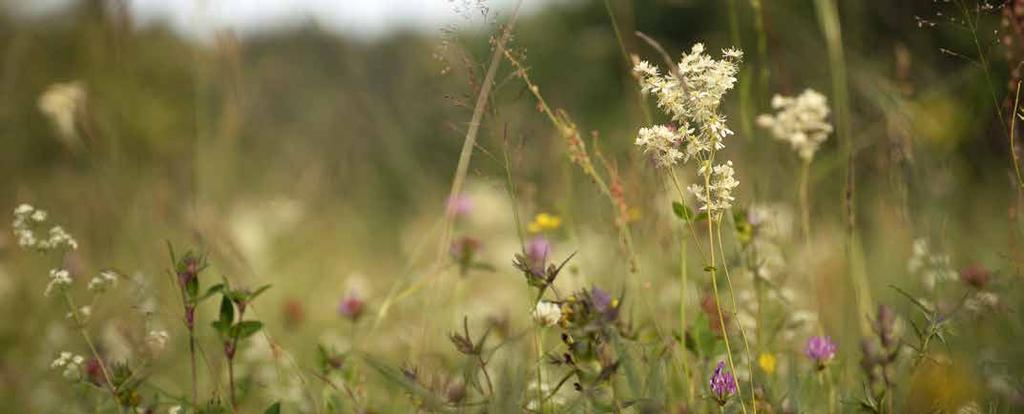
[189,333,198,405]
[534,329,546,414]
[799,159,811,243]
[1010,81,1023,188]
[704,180,747,414]
[814,0,873,336]
[716,222,758,414]
[62,291,124,413]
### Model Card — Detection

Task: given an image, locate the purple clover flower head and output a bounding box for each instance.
[446,194,473,218]
[526,236,551,276]
[709,361,737,406]
[338,294,365,322]
[805,335,837,368]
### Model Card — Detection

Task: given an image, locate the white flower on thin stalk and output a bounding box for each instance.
[50,351,84,381]
[531,301,562,327]
[87,270,119,293]
[757,89,833,161]
[688,161,740,216]
[633,43,742,168]
[44,268,72,297]
[12,204,78,252]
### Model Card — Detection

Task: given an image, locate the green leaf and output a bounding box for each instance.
[200,283,224,301]
[219,296,234,325]
[235,321,264,339]
[211,320,231,336]
[250,284,272,300]
[186,276,199,298]
[671,201,693,221]
[263,402,281,414]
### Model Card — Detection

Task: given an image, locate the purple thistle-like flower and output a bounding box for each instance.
[526,236,551,276]
[805,335,837,367]
[709,361,737,405]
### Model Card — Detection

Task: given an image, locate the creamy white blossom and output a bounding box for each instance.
[12,204,77,252]
[146,329,170,355]
[44,268,72,297]
[87,270,119,293]
[50,351,84,380]
[688,161,740,215]
[633,43,742,168]
[756,89,833,161]
[531,301,562,327]
[38,81,86,147]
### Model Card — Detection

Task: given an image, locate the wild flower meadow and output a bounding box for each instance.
[3,0,1024,413]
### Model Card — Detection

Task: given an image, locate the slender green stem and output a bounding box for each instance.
[62,291,124,414]
[799,159,811,243]
[716,222,757,414]
[704,176,747,414]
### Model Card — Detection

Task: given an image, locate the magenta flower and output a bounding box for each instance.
[526,236,551,276]
[709,361,737,406]
[338,294,365,322]
[805,335,837,368]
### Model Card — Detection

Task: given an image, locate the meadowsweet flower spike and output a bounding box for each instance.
[757,89,833,161]
[633,43,742,168]
[709,360,737,406]
[688,161,740,215]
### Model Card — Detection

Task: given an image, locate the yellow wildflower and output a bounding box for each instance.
[758,353,777,375]
[528,213,562,233]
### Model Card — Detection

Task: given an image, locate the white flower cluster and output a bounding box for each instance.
[44,268,72,297]
[38,81,86,142]
[531,301,562,327]
[688,161,740,214]
[50,351,84,380]
[87,270,119,293]
[756,89,833,161]
[12,204,78,251]
[908,238,957,291]
[633,44,742,168]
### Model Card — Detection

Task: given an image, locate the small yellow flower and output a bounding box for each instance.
[758,353,777,375]
[528,213,562,233]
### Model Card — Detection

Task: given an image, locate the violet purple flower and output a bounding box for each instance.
[805,335,837,368]
[526,236,551,276]
[709,361,737,406]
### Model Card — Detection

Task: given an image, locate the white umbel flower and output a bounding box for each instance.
[531,301,562,327]
[44,268,72,297]
[756,89,833,161]
[87,270,119,293]
[50,351,85,380]
[12,204,77,252]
